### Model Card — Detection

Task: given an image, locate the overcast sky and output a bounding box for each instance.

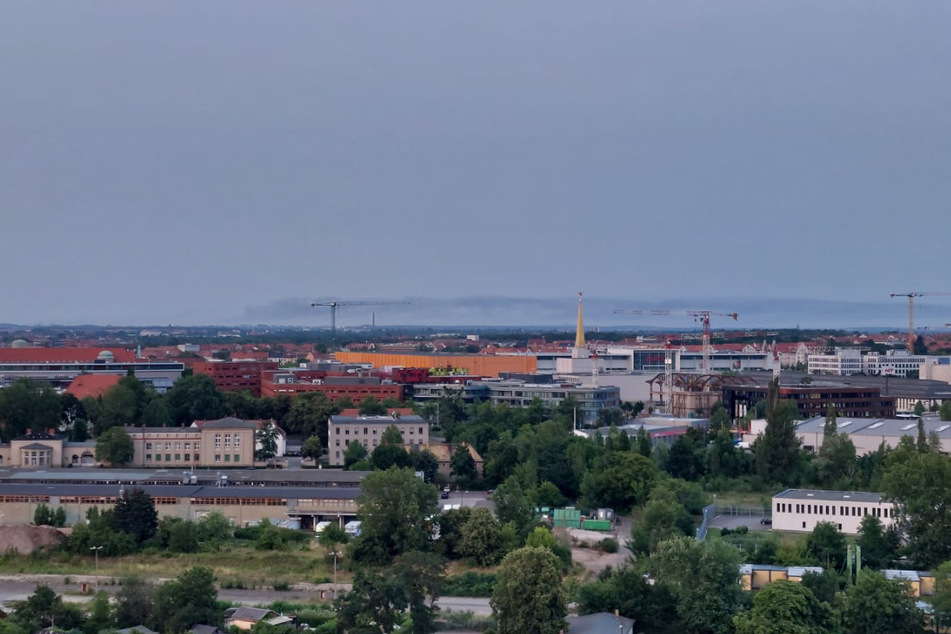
[2,2,950,329]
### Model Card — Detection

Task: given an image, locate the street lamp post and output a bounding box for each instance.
[90,546,103,586]
[330,550,342,600]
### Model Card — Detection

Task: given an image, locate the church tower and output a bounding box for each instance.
[571,291,589,359]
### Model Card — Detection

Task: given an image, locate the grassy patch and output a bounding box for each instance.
[0,543,339,585]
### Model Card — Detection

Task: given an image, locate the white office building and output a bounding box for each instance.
[772,489,896,535]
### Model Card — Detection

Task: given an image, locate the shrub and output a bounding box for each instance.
[273,581,290,591]
[443,572,498,597]
[600,538,619,553]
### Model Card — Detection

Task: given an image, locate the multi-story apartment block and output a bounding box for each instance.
[327,414,429,465]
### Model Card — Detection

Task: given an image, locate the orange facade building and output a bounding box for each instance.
[334,352,537,378]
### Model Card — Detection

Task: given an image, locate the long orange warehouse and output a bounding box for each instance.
[334,352,537,378]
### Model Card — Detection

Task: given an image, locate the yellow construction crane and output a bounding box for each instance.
[889,292,951,353]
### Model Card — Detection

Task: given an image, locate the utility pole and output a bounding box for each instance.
[90,545,103,586]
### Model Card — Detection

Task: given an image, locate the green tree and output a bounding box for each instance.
[754,378,803,485]
[940,400,951,422]
[69,417,90,442]
[301,434,322,461]
[9,584,82,632]
[98,383,140,433]
[493,475,537,541]
[196,511,233,550]
[391,550,447,634]
[914,401,926,417]
[84,591,114,634]
[33,504,52,526]
[914,335,928,356]
[709,402,731,433]
[350,467,439,565]
[254,420,279,461]
[436,507,472,561]
[858,515,900,570]
[459,507,504,566]
[839,571,924,634]
[52,506,66,527]
[650,537,745,634]
[631,496,693,555]
[95,426,134,465]
[318,522,349,550]
[343,440,369,469]
[381,424,404,445]
[931,560,951,633]
[371,443,411,471]
[580,451,657,511]
[577,565,679,634]
[165,373,227,426]
[450,445,477,486]
[112,487,159,544]
[141,396,172,427]
[335,552,444,634]
[882,450,951,567]
[734,580,837,634]
[410,449,440,483]
[816,425,857,488]
[806,521,847,571]
[0,378,62,441]
[359,396,388,416]
[152,567,220,633]
[490,547,566,634]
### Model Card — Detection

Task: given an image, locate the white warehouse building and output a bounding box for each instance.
[772,489,896,535]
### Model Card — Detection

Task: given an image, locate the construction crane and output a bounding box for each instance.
[889,292,951,353]
[310,300,411,348]
[613,308,739,410]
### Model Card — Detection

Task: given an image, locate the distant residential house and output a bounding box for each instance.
[116,626,159,634]
[224,607,277,631]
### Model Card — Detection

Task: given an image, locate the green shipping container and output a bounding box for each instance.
[582,519,613,532]
[553,507,582,529]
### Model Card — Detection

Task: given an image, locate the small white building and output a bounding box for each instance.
[772,489,896,535]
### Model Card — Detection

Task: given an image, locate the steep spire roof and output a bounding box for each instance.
[575,291,585,348]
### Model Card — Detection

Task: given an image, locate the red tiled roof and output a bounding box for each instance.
[0,347,136,363]
[66,374,122,399]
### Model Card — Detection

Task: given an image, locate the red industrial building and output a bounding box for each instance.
[193,361,278,397]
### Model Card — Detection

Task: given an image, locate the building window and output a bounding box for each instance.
[175,442,181,450]
[215,434,221,448]
[215,455,221,462]
[225,435,231,448]
[165,454,171,461]
[194,453,200,462]
[146,443,153,450]
[234,434,241,448]
[165,442,171,451]
[146,454,152,462]
[234,454,240,462]
[185,442,190,450]
[224,454,231,462]
[184,454,190,461]
[195,443,200,451]
[174,454,181,461]
[155,454,161,462]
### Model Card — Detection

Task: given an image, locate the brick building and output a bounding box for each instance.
[193,361,278,397]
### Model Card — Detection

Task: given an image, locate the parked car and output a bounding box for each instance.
[440,491,450,499]
[760,518,773,526]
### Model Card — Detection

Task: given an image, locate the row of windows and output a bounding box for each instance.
[147,453,200,463]
[0,495,50,503]
[214,433,243,448]
[335,426,425,436]
[147,442,201,451]
[777,502,891,519]
[213,454,243,463]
